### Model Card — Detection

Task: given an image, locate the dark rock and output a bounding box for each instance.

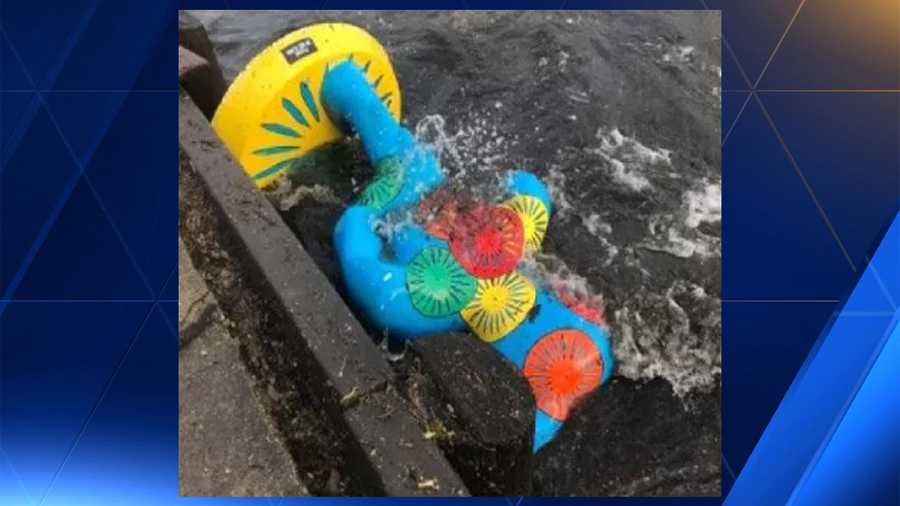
[407,333,535,495]
[533,377,721,496]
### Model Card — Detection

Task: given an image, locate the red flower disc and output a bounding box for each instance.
[523,329,604,420]
[555,287,607,326]
[449,204,525,278]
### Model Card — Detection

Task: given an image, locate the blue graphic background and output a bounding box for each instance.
[1,1,898,504]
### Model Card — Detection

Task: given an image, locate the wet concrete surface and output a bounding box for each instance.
[178,240,308,496]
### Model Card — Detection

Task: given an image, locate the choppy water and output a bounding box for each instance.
[195,10,721,399]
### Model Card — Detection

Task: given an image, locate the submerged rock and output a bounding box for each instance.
[534,377,720,496]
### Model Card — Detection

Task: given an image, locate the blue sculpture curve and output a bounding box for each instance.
[324,60,613,450]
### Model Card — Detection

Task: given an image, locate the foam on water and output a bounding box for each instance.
[581,213,612,235]
[522,251,720,398]
[661,45,695,64]
[639,178,721,260]
[268,182,342,211]
[684,182,721,228]
[520,252,608,318]
[613,279,721,398]
[410,117,720,396]
[587,127,673,192]
[543,165,577,220]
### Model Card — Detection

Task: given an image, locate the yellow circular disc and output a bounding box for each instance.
[211,23,402,188]
[502,195,549,252]
[460,271,536,342]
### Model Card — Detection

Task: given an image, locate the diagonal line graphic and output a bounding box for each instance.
[722,37,753,90]
[1,0,3,455]
[0,45,39,168]
[0,0,102,170]
[0,17,170,307]
[722,452,737,481]
[1,90,178,93]
[757,89,900,93]
[0,299,172,303]
[34,92,156,298]
[1,12,170,498]
[0,30,98,311]
[864,254,898,311]
[36,301,159,506]
[158,256,179,296]
[722,92,751,146]
[154,266,179,340]
[0,447,37,506]
[698,0,754,90]
[17,0,103,91]
[837,311,896,317]
[785,310,899,505]
[754,93,858,273]
[723,299,840,303]
[753,0,808,89]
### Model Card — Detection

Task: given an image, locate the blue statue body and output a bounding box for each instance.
[323,61,614,450]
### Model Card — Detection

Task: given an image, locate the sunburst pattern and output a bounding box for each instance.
[460,271,536,342]
[502,195,549,252]
[358,157,405,209]
[449,205,524,278]
[523,329,603,420]
[252,60,395,182]
[406,247,476,317]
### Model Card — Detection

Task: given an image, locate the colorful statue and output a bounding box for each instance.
[213,23,614,451]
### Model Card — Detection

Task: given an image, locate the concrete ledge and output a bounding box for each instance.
[179,95,467,496]
[178,11,226,119]
[179,239,309,496]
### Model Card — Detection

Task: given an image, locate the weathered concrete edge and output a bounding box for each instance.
[178,95,468,496]
[178,239,309,496]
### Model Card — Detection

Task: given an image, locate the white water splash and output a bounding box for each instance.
[613,279,721,397]
[661,45,695,64]
[413,113,516,201]
[641,179,721,259]
[588,127,673,192]
[542,166,577,220]
[684,183,721,228]
[520,252,608,316]
[267,181,341,210]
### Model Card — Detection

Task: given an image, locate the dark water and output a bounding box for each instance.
[194,10,722,496]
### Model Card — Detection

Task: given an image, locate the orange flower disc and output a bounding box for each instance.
[523,329,604,420]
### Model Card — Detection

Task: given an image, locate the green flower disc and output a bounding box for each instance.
[358,157,404,209]
[406,247,477,317]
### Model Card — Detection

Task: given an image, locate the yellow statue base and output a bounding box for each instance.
[211,23,402,188]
